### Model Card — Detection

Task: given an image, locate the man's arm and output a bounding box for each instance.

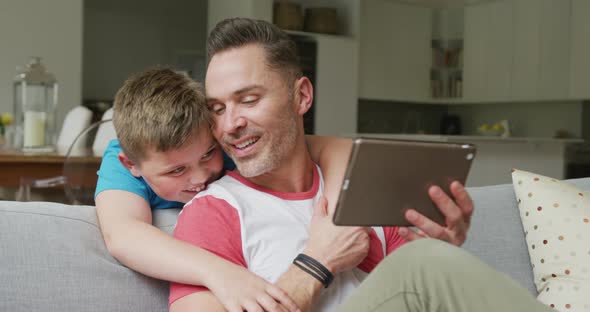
[170,196,370,312]
[305,135,474,247]
[171,269,321,312]
[276,197,371,311]
[305,135,352,212]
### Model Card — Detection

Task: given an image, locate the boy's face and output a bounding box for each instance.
[124,127,224,203]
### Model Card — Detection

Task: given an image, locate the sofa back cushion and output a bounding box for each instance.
[463,178,590,296]
[0,201,180,312]
[463,183,538,294]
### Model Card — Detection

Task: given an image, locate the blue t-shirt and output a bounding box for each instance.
[95,139,235,209]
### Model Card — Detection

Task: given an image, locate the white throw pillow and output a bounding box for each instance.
[512,169,590,312]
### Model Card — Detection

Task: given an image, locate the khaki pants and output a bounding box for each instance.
[339,239,551,312]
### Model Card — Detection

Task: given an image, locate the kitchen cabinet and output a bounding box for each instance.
[537,0,570,100]
[358,0,432,101]
[570,0,590,99]
[464,0,571,102]
[463,1,513,101]
[511,0,541,99]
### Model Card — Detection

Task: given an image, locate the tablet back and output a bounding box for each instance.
[333,138,476,226]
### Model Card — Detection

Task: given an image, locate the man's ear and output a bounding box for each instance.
[293,76,313,116]
[118,152,142,178]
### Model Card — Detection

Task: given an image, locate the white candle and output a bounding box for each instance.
[23,111,46,147]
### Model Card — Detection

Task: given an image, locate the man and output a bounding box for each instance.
[169,17,552,312]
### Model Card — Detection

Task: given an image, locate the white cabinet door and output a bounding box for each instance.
[485,1,513,100]
[465,0,571,102]
[463,4,488,100]
[358,0,431,101]
[512,0,541,100]
[538,0,571,100]
[512,0,570,100]
[463,1,512,101]
[570,0,590,99]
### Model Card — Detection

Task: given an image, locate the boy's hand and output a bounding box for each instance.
[209,265,300,312]
[303,197,370,274]
[398,181,473,246]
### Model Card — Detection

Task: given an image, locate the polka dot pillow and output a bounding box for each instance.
[512,169,590,311]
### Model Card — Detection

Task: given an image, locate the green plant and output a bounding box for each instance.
[0,112,14,135]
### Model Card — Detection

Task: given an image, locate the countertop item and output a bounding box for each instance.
[440,114,462,135]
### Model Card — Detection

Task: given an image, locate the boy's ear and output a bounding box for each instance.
[293,76,313,116]
[118,152,142,178]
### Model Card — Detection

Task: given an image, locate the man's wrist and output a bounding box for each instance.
[293,254,334,288]
[301,248,336,274]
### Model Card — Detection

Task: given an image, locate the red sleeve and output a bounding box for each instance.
[168,195,246,305]
[357,227,408,273]
[383,226,407,255]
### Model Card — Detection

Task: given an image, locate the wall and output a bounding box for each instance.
[0,0,82,128]
[207,0,273,34]
[83,0,208,100]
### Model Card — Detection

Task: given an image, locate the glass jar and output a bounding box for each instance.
[13,57,58,152]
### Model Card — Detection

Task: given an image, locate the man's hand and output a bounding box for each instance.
[208,264,301,312]
[303,197,370,274]
[398,181,473,246]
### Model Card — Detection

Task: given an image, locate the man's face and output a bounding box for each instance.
[205,44,300,177]
[127,127,224,203]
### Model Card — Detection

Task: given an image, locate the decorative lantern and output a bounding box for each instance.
[13,57,58,152]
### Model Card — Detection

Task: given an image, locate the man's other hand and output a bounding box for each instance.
[303,197,370,274]
[398,181,473,246]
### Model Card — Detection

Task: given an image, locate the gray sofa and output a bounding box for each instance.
[2,178,590,311]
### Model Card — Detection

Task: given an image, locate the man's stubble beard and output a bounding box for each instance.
[235,108,299,178]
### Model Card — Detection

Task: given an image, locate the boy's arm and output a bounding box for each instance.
[96,190,298,312]
[306,135,352,212]
[171,272,322,312]
[96,190,224,284]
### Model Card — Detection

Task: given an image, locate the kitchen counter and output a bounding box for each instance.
[354,133,584,144]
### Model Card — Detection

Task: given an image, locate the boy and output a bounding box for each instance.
[95,68,352,312]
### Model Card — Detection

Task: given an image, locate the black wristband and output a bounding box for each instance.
[293,253,334,288]
[293,261,325,285]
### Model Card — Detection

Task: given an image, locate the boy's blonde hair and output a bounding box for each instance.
[113,67,211,163]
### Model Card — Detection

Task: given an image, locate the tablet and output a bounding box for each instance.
[333,138,476,227]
